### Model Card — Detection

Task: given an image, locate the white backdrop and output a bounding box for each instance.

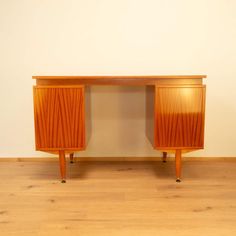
[0,0,236,157]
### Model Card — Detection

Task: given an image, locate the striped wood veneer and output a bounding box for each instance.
[155,85,206,150]
[33,86,85,151]
[32,75,206,182]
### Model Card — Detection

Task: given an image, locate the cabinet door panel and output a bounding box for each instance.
[155,85,206,149]
[33,86,85,150]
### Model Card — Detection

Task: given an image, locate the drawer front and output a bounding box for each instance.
[155,85,206,149]
[33,86,85,150]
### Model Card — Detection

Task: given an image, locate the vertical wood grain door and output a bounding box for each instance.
[33,86,85,151]
[155,85,206,150]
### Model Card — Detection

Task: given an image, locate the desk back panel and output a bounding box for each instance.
[33,86,85,151]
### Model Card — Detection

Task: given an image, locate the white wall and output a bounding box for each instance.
[0,0,236,157]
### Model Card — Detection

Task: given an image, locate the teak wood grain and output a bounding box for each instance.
[33,75,206,86]
[154,85,206,150]
[32,75,207,182]
[33,86,85,151]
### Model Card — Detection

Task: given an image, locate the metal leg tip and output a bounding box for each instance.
[70,161,74,164]
[176,178,181,183]
[163,160,166,163]
[61,179,66,183]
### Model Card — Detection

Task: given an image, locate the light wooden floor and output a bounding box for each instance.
[0,159,236,236]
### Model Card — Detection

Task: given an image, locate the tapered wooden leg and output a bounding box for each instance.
[163,152,167,163]
[175,149,182,182]
[59,150,66,183]
[70,153,74,164]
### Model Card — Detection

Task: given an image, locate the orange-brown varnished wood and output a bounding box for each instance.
[32,75,206,182]
[175,149,182,181]
[155,85,206,150]
[163,152,167,162]
[59,150,66,181]
[33,75,206,86]
[33,86,85,151]
[69,153,74,163]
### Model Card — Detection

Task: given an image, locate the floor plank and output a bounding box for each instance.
[0,160,235,236]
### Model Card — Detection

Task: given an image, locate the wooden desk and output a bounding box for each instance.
[32,75,206,183]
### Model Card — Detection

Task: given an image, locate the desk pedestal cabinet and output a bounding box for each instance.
[33,75,206,183]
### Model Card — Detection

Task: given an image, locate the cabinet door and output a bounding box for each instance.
[33,86,85,151]
[155,85,206,150]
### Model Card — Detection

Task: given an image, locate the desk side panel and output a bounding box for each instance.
[85,86,92,146]
[145,86,155,146]
[33,86,85,151]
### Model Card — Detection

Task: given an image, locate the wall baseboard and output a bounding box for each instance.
[0,157,235,162]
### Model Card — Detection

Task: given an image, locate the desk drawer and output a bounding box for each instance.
[33,86,85,151]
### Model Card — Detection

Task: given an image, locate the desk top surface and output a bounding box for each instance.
[33,75,206,80]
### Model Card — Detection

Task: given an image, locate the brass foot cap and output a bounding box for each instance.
[176,178,181,183]
[61,180,66,183]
